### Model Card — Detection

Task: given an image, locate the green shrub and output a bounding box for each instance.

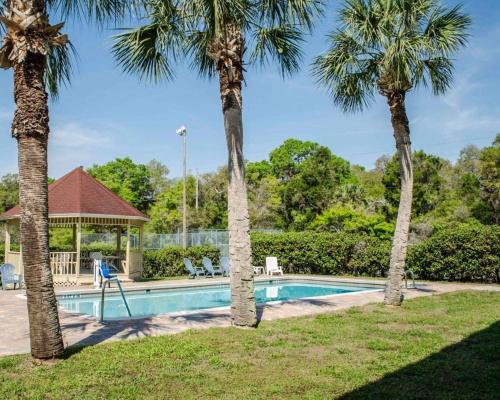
[143,246,220,278]
[251,231,391,277]
[407,224,500,282]
[347,237,392,277]
[0,243,4,263]
[49,244,118,256]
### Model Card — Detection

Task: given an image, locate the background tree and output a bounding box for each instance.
[147,159,171,199]
[112,0,323,327]
[267,139,353,229]
[313,0,470,305]
[383,151,447,218]
[478,135,500,223]
[246,162,282,229]
[88,157,155,212]
[0,173,19,213]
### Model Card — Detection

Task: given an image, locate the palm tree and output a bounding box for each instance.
[0,0,128,359]
[113,0,323,327]
[313,0,470,305]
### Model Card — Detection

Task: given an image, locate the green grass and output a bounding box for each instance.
[1,291,499,399]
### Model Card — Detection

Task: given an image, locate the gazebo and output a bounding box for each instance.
[0,167,149,286]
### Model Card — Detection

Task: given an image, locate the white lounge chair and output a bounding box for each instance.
[265,257,284,276]
[202,257,224,277]
[0,264,22,290]
[184,258,205,279]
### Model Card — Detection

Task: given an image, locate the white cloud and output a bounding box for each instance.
[51,122,113,148]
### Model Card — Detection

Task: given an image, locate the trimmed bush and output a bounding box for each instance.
[0,243,4,263]
[49,244,118,255]
[143,246,220,278]
[407,224,500,282]
[252,226,499,282]
[251,231,391,277]
[347,237,391,277]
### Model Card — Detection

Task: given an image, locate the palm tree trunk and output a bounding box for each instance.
[217,30,257,328]
[13,48,64,358]
[384,91,413,306]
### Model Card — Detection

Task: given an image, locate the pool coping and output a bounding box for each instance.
[56,275,387,296]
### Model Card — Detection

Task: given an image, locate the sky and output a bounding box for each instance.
[0,0,499,180]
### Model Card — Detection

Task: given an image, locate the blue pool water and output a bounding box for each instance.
[58,281,380,319]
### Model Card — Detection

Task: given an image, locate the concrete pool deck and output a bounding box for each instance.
[1,276,499,357]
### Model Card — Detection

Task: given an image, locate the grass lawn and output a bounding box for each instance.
[1,291,499,399]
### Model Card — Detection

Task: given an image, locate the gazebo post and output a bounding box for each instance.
[75,218,81,276]
[125,222,131,276]
[72,224,77,251]
[139,224,144,277]
[115,226,121,257]
[4,222,11,263]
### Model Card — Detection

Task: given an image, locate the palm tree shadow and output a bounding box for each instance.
[60,310,234,358]
[339,320,500,399]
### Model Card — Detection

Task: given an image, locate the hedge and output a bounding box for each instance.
[143,246,220,278]
[251,225,500,283]
[251,231,391,277]
[3,224,497,283]
[407,224,499,282]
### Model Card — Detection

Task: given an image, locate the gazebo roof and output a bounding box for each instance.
[0,167,149,221]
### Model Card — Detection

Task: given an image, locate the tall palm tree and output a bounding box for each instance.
[113,0,323,327]
[0,0,128,359]
[313,0,470,305]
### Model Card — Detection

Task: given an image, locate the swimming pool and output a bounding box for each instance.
[57,280,382,319]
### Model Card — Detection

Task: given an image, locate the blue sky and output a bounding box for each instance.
[0,0,499,179]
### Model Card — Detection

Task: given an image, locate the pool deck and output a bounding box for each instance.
[1,275,499,357]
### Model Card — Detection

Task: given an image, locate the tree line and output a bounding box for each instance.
[3,135,497,239]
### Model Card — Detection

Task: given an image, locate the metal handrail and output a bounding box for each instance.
[100,279,132,321]
[404,270,416,289]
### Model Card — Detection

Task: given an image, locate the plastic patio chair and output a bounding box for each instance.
[220,256,230,277]
[202,257,224,277]
[1,263,22,290]
[265,257,284,276]
[184,258,206,279]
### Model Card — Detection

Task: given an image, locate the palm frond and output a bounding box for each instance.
[250,24,303,77]
[112,23,179,83]
[44,40,78,99]
[48,0,132,24]
[186,29,217,78]
[257,0,324,31]
[111,1,183,83]
[424,4,471,54]
[313,30,376,112]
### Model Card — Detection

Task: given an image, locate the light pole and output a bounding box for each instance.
[176,126,188,249]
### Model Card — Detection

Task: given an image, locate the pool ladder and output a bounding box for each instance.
[100,280,132,322]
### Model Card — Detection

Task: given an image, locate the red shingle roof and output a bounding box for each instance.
[0,167,149,221]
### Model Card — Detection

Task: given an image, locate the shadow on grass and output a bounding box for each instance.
[340,320,500,400]
[255,297,341,323]
[61,309,234,357]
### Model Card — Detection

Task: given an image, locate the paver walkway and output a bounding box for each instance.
[1,276,498,356]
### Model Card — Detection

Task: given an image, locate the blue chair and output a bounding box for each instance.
[183,258,205,279]
[220,256,230,277]
[98,260,119,288]
[202,257,224,277]
[1,264,22,290]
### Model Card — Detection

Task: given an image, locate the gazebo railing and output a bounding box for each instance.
[50,252,78,276]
